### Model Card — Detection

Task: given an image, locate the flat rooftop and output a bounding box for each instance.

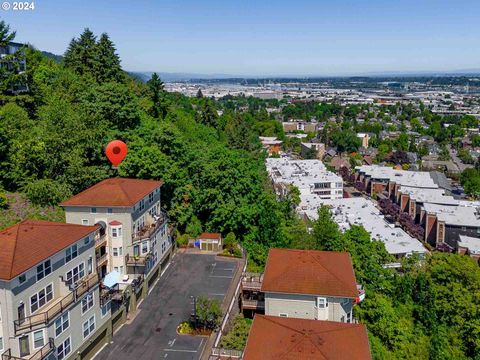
[303,198,427,257]
[458,235,480,254]
[356,165,438,188]
[266,158,342,188]
[423,203,480,227]
[398,186,458,205]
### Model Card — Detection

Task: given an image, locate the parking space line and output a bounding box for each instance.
[209,275,233,278]
[163,349,198,353]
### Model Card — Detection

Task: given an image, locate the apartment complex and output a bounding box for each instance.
[242,315,371,360]
[0,42,28,93]
[266,158,343,201]
[241,249,361,323]
[282,121,319,133]
[0,220,109,360]
[61,178,174,283]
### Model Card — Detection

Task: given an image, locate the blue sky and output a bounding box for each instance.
[3,0,480,75]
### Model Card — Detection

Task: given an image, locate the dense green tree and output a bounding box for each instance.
[94,33,124,83]
[64,28,98,77]
[146,72,166,118]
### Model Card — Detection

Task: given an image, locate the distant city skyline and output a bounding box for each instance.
[3,0,480,76]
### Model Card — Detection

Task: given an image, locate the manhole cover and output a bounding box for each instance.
[155,328,161,332]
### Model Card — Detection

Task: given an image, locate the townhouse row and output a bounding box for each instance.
[0,178,175,360]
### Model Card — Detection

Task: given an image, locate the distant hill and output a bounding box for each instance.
[41,51,63,63]
[129,71,239,82]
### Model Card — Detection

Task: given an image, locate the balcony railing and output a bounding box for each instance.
[242,299,265,310]
[210,348,243,359]
[132,211,168,242]
[131,274,145,293]
[125,253,150,267]
[14,273,99,334]
[241,272,263,291]
[96,253,108,267]
[95,233,107,249]
[100,284,122,306]
[2,338,55,360]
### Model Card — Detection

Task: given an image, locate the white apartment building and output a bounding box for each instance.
[266,158,343,201]
[0,220,110,360]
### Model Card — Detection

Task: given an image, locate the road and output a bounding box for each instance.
[447,145,473,172]
[94,252,238,360]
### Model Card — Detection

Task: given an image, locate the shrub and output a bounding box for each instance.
[0,191,8,209]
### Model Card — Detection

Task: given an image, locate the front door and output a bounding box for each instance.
[17,303,25,323]
[19,335,30,357]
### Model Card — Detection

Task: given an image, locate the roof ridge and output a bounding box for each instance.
[309,251,352,293]
[261,315,307,336]
[276,325,329,360]
[9,222,21,279]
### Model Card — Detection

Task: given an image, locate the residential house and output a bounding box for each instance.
[196,233,222,252]
[242,315,371,360]
[259,137,282,155]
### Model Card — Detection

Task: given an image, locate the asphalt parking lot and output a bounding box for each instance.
[94,252,238,360]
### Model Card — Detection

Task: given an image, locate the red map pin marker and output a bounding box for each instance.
[106,140,128,167]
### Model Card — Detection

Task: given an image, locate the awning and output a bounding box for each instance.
[103,270,120,288]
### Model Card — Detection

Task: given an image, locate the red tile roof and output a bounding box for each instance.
[60,178,163,207]
[198,232,221,240]
[243,315,371,360]
[261,249,358,298]
[0,220,99,280]
[109,220,122,226]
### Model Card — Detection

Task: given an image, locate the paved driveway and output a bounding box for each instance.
[94,252,238,360]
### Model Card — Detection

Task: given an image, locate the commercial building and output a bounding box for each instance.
[243,315,371,360]
[0,42,28,93]
[282,121,318,133]
[0,220,113,360]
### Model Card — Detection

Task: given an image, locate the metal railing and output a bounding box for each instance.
[14,273,99,334]
[125,253,150,267]
[2,338,55,360]
[241,272,263,290]
[131,274,145,293]
[96,252,108,266]
[100,283,122,305]
[132,211,168,242]
[242,299,265,310]
[211,348,243,359]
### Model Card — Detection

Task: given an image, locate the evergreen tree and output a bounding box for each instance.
[147,72,166,118]
[0,21,16,47]
[0,21,20,94]
[95,33,123,83]
[64,28,97,77]
[196,88,204,98]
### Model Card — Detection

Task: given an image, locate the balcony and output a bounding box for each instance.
[100,284,122,306]
[241,272,263,291]
[242,299,265,310]
[96,252,108,267]
[1,338,55,360]
[132,211,168,242]
[14,273,99,334]
[131,274,145,293]
[125,253,151,267]
[95,233,107,249]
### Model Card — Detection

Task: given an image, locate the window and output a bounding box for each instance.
[0,337,3,352]
[112,228,118,237]
[118,246,123,255]
[57,337,71,360]
[30,284,53,313]
[65,263,85,286]
[82,219,89,225]
[142,242,149,254]
[113,248,118,256]
[81,293,94,314]
[317,297,328,309]
[55,312,69,337]
[33,330,44,349]
[461,226,467,231]
[139,199,145,211]
[83,315,95,339]
[66,244,78,263]
[149,192,154,202]
[119,266,124,274]
[107,208,113,214]
[36,260,51,281]
[18,274,26,284]
[118,227,122,236]
[91,207,97,213]
[84,236,90,245]
[101,302,111,318]
[346,311,353,323]
[279,313,288,317]
[113,266,119,272]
